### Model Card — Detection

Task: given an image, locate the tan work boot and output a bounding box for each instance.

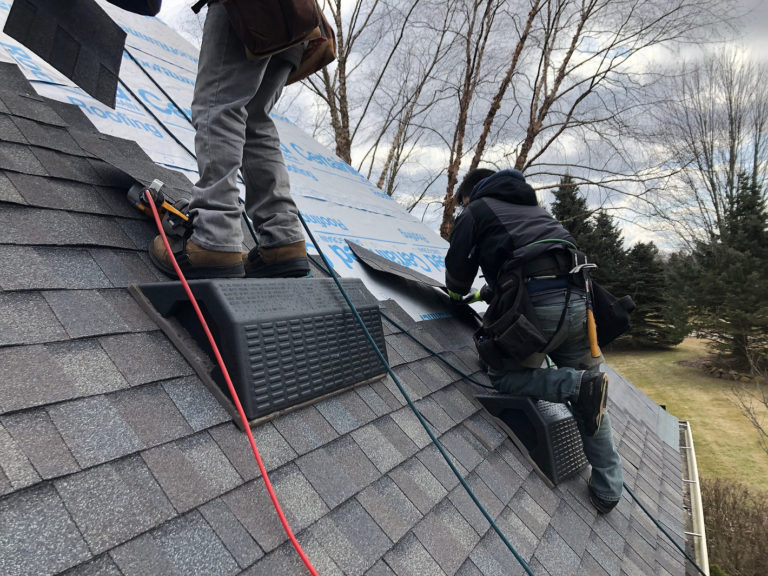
[148,236,245,279]
[244,241,311,278]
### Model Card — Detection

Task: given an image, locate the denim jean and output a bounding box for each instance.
[489,288,623,501]
[189,2,305,252]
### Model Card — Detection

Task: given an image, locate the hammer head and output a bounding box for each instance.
[569,262,597,275]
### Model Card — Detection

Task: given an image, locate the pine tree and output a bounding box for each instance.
[549,174,594,247]
[685,174,768,368]
[624,242,688,348]
[581,210,627,295]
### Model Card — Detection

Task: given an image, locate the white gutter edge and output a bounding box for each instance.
[681,421,710,575]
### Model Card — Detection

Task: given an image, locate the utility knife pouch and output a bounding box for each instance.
[473,266,547,368]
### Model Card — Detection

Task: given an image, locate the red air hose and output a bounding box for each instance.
[144,190,319,576]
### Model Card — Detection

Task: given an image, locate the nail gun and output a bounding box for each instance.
[127,179,193,236]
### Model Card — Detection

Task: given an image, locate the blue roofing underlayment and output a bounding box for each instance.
[0,54,692,576]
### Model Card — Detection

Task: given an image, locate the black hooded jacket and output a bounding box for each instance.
[445,170,576,294]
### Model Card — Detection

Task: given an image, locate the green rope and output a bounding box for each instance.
[301,226,535,576]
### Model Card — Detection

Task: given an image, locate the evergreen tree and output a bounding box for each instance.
[624,242,688,348]
[549,174,594,246]
[582,210,627,295]
[685,174,768,368]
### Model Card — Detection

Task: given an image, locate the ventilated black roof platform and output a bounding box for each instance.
[133,278,388,425]
[3,0,125,107]
[477,394,588,486]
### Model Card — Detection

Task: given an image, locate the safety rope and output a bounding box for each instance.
[299,217,536,575]
[377,301,709,576]
[121,48,703,576]
[143,191,319,576]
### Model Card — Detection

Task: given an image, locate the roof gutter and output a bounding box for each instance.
[681,421,710,575]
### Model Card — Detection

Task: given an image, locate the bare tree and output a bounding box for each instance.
[733,345,768,455]
[651,50,768,246]
[438,0,502,239]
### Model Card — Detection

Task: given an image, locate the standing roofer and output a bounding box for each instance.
[149,0,311,279]
[445,168,623,514]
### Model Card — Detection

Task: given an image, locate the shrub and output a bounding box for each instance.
[701,478,768,576]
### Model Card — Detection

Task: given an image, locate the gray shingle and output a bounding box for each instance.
[48,395,143,468]
[99,288,158,332]
[383,532,446,576]
[142,431,242,513]
[0,204,86,245]
[272,405,338,455]
[55,455,176,554]
[521,469,561,515]
[99,331,193,386]
[297,435,379,509]
[239,542,308,576]
[447,473,504,536]
[0,91,66,126]
[111,383,192,447]
[90,248,163,287]
[116,218,157,251]
[389,457,447,515]
[510,486,550,539]
[315,389,377,434]
[390,406,432,449]
[210,421,296,481]
[577,551,610,576]
[223,480,289,553]
[0,483,91,576]
[0,246,110,291]
[352,419,414,474]
[200,498,264,569]
[387,332,432,364]
[0,170,25,203]
[392,364,431,401]
[108,532,177,576]
[431,386,479,424]
[414,396,456,434]
[11,116,83,155]
[356,383,400,417]
[0,113,26,144]
[474,451,524,506]
[224,465,328,553]
[357,475,422,542]
[585,532,622,575]
[32,146,101,183]
[416,443,466,491]
[151,511,240,575]
[414,499,480,575]
[48,339,129,396]
[163,375,231,432]
[0,140,47,174]
[550,500,591,558]
[0,422,41,490]
[62,555,123,576]
[0,344,80,412]
[2,409,79,480]
[463,412,507,452]
[309,499,392,576]
[439,426,488,472]
[0,291,68,346]
[409,357,457,393]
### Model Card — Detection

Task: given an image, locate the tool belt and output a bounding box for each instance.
[473,248,585,370]
[107,0,161,16]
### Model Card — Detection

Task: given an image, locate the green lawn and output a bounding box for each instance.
[607,338,768,493]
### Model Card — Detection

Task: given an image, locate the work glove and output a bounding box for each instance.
[447,289,465,302]
[464,285,493,304]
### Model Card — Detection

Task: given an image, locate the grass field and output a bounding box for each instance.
[606,338,768,493]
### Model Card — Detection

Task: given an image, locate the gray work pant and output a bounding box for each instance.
[489,289,624,502]
[189,2,304,252]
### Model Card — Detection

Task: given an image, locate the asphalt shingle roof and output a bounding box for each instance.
[0,62,689,576]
